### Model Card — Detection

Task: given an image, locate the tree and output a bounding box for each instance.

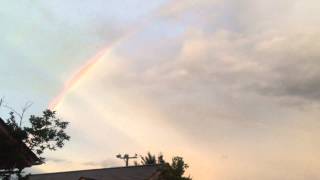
[157,154,165,165]
[22,110,70,157]
[141,152,157,165]
[139,153,192,180]
[159,156,192,180]
[0,101,70,179]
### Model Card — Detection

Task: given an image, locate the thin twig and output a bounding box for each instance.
[2,101,33,127]
[0,97,3,107]
[20,101,33,126]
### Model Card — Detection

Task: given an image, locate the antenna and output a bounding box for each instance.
[116,153,138,167]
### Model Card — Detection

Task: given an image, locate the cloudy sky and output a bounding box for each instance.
[1,0,320,179]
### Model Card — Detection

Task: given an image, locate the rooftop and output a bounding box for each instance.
[28,165,161,180]
[0,118,41,170]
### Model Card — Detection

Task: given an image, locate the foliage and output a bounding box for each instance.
[0,105,70,179]
[159,156,192,180]
[157,154,165,165]
[6,109,70,159]
[141,152,157,165]
[139,153,192,180]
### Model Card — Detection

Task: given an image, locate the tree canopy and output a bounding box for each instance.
[0,101,70,179]
[141,152,157,165]
[5,109,70,160]
[140,152,192,180]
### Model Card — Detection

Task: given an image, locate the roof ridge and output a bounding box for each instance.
[30,164,160,176]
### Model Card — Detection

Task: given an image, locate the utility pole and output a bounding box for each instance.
[116,153,138,167]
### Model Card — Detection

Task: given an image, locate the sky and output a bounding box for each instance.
[1,0,320,179]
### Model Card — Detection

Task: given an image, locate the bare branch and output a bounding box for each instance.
[20,101,33,126]
[3,104,22,119]
[2,101,33,127]
[0,97,3,107]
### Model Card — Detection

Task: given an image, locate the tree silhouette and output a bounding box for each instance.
[139,152,192,180]
[5,109,70,159]
[159,156,192,180]
[141,152,157,165]
[0,103,70,179]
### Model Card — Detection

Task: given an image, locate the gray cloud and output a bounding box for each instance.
[46,157,72,164]
[83,158,121,168]
[15,0,320,179]
[82,1,320,179]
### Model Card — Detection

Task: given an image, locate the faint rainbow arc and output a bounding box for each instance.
[48,22,148,110]
[48,47,109,110]
[48,0,182,110]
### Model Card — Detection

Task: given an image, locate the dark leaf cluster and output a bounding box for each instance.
[141,152,157,165]
[159,156,192,180]
[139,153,192,180]
[5,109,70,159]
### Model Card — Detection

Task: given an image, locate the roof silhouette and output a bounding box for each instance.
[0,118,41,170]
[28,165,161,180]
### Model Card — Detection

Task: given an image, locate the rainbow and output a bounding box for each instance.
[48,23,144,110]
[48,47,110,110]
[48,1,178,110]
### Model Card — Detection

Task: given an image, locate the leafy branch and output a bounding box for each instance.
[1,98,70,159]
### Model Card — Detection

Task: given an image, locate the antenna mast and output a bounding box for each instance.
[116,153,138,167]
